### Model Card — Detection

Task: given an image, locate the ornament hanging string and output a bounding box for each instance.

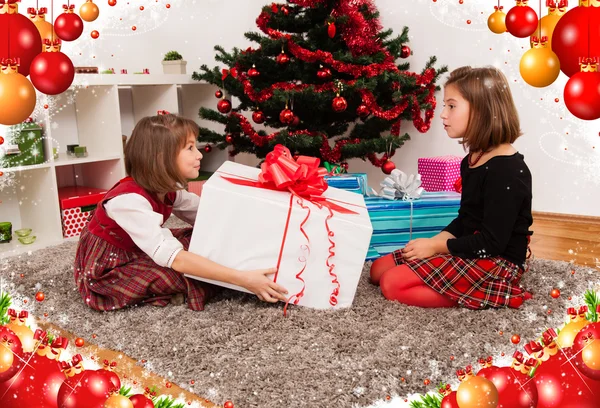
[538,0,541,39]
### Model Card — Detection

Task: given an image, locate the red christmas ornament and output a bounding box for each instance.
[75,337,85,347]
[248,65,260,78]
[225,134,233,143]
[57,369,115,408]
[281,5,289,15]
[332,95,348,112]
[511,334,521,344]
[552,6,600,77]
[279,108,294,124]
[291,115,300,126]
[550,288,561,298]
[215,90,223,98]
[382,160,396,174]
[276,52,290,65]
[317,66,332,79]
[564,71,600,121]
[204,145,212,153]
[0,8,43,77]
[441,392,459,408]
[479,365,538,408]
[400,45,411,58]
[55,5,84,42]
[573,323,600,380]
[327,21,336,38]
[0,136,4,144]
[91,30,99,39]
[356,104,370,118]
[217,99,232,113]
[35,291,45,301]
[108,0,117,5]
[505,1,538,38]
[130,394,154,408]
[30,43,75,95]
[252,110,265,124]
[224,401,234,408]
[0,326,24,382]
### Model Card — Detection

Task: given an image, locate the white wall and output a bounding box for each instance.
[20,0,600,216]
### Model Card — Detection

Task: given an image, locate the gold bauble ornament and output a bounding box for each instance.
[456,376,499,408]
[104,394,134,408]
[529,14,561,48]
[79,0,100,22]
[5,323,35,353]
[34,20,56,43]
[556,319,591,348]
[488,9,507,34]
[519,39,560,88]
[0,346,14,374]
[582,340,600,371]
[0,60,37,126]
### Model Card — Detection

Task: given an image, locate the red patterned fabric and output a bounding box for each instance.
[392,250,528,310]
[74,221,216,311]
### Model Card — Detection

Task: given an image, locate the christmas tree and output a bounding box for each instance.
[193,0,447,173]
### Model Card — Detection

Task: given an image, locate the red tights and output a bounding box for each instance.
[370,254,457,308]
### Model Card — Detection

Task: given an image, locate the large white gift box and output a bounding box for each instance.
[187,160,373,310]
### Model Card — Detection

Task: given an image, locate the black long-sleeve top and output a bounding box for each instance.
[442,153,533,266]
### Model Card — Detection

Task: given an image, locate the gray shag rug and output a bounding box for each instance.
[2,231,599,408]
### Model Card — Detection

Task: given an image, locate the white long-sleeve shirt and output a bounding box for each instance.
[104,189,200,268]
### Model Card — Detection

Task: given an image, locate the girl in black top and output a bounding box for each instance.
[370,66,533,310]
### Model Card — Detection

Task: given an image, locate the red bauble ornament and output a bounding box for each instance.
[248,65,260,78]
[91,30,99,39]
[400,45,411,58]
[57,370,114,408]
[552,7,600,77]
[215,90,223,98]
[276,52,290,65]
[327,22,336,38]
[550,288,560,298]
[0,136,4,144]
[291,115,300,126]
[279,108,294,124]
[55,7,84,42]
[225,134,233,143]
[382,160,396,174]
[35,291,45,301]
[505,3,538,38]
[332,96,348,112]
[564,72,600,121]
[130,394,154,408]
[0,12,43,77]
[217,99,232,113]
[441,391,459,408]
[224,401,234,408]
[317,66,332,79]
[0,327,24,382]
[75,337,85,347]
[479,366,538,408]
[204,145,212,153]
[108,0,117,5]
[356,104,370,118]
[511,334,521,344]
[97,367,121,391]
[30,51,75,95]
[573,323,600,380]
[252,110,265,124]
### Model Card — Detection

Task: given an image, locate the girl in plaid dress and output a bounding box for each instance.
[74,114,288,311]
[370,66,533,310]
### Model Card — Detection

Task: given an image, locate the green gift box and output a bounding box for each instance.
[1,121,45,167]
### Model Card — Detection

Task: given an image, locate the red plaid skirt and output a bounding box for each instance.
[392,250,528,310]
[74,226,216,311]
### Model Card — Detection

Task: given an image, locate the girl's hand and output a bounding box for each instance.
[401,238,439,261]
[239,268,289,303]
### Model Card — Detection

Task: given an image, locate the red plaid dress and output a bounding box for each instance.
[392,250,527,310]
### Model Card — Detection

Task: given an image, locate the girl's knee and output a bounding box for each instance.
[370,253,396,285]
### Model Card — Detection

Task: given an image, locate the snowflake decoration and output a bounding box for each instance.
[0,171,16,192]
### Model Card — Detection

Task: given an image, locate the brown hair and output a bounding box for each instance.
[445,66,522,152]
[124,113,199,194]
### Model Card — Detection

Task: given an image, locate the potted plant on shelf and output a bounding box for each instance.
[162,51,187,74]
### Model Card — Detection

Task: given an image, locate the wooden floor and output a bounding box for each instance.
[530,212,600,270]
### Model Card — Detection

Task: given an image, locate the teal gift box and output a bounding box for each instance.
[324,173,368,195]
[1,120,45,168]
[365,191,461,260]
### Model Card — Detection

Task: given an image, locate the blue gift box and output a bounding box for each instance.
[324,173,368,196]
[365,191,461,260]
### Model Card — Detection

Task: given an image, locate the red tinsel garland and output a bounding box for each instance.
[331,0,383,57]
[287,0,324,7]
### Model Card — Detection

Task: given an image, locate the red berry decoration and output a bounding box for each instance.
[276,52,290,65]
[317,66,332,79]
[35,291,45,301]
[327,22,336,38]
[400,45,411,58]
[505,1,538,38]
[382,160,396,174]
[356,104,370,118]
[332,95,348,112]
[204,145,212,153]
[108,0,117,5]
[550,288,561,298]
[224,401,234,408]
[225,135,233,143]
[511,334,521,344]
[279,108,294,124]
[252,110,265,124]
[91,30,99,39]
[248,65,260,78]
[75,337,85,347]
[215,90,223,98]
[217,99,232,113]
[564,70,600,121]
[54,5,84,42]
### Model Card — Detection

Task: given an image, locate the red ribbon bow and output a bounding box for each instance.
[51,336,68,349]
[494,5,504,9]
[542,328,558,345]
[524,358,537,369]
[568,307,577,319]
[465,365,473,376]
[59,361,72,371]
[579,305,589,317]
[27,6,46,15]
[18,310,28,319]
[579,57,599,65]
[456,368,465,379]
[1,58,20,68]
[439,384,451,395]
[7,308,17,318]
[157,110,170,115]
[71,354,83,367]
[221,67,238,80]
[62,4,75,11]
[524,340,543,355]
[33,329,48,343]
[513,350,524,363]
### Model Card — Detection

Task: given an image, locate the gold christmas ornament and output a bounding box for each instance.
[27,7,56,43]
[104,394,134,408]
[519,36,560,87]
[488,6,507,34]
[529,0,567,48]
[4,309,36,353]
[556,306,591,348]
[456,375,499,408]
[79,0,100,22]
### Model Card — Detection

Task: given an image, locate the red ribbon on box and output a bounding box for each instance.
[219,144,361,314]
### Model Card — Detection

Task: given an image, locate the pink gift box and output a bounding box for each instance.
[187,180,206,196]
[417,155,462,192]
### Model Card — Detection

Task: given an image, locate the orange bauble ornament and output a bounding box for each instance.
[488,6,507,34]
[0,59,36,126]
[529,0,567,48]
[582,338,600,371]
[556,306,591,348]
[0,342,14,374]
[5,310,36,353]
[519,36,560,87]
[456,375,499,408]
[27,7,56,43]
[104,394,134,408]
[80,0,100,22]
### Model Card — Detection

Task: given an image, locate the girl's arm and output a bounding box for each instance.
[171,189,200,225]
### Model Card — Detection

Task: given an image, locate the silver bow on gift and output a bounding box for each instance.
[379,169,424,201]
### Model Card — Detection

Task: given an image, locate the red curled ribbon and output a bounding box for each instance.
[219,144,360,314]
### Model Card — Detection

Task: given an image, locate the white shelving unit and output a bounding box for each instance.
[1,74,227,256]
